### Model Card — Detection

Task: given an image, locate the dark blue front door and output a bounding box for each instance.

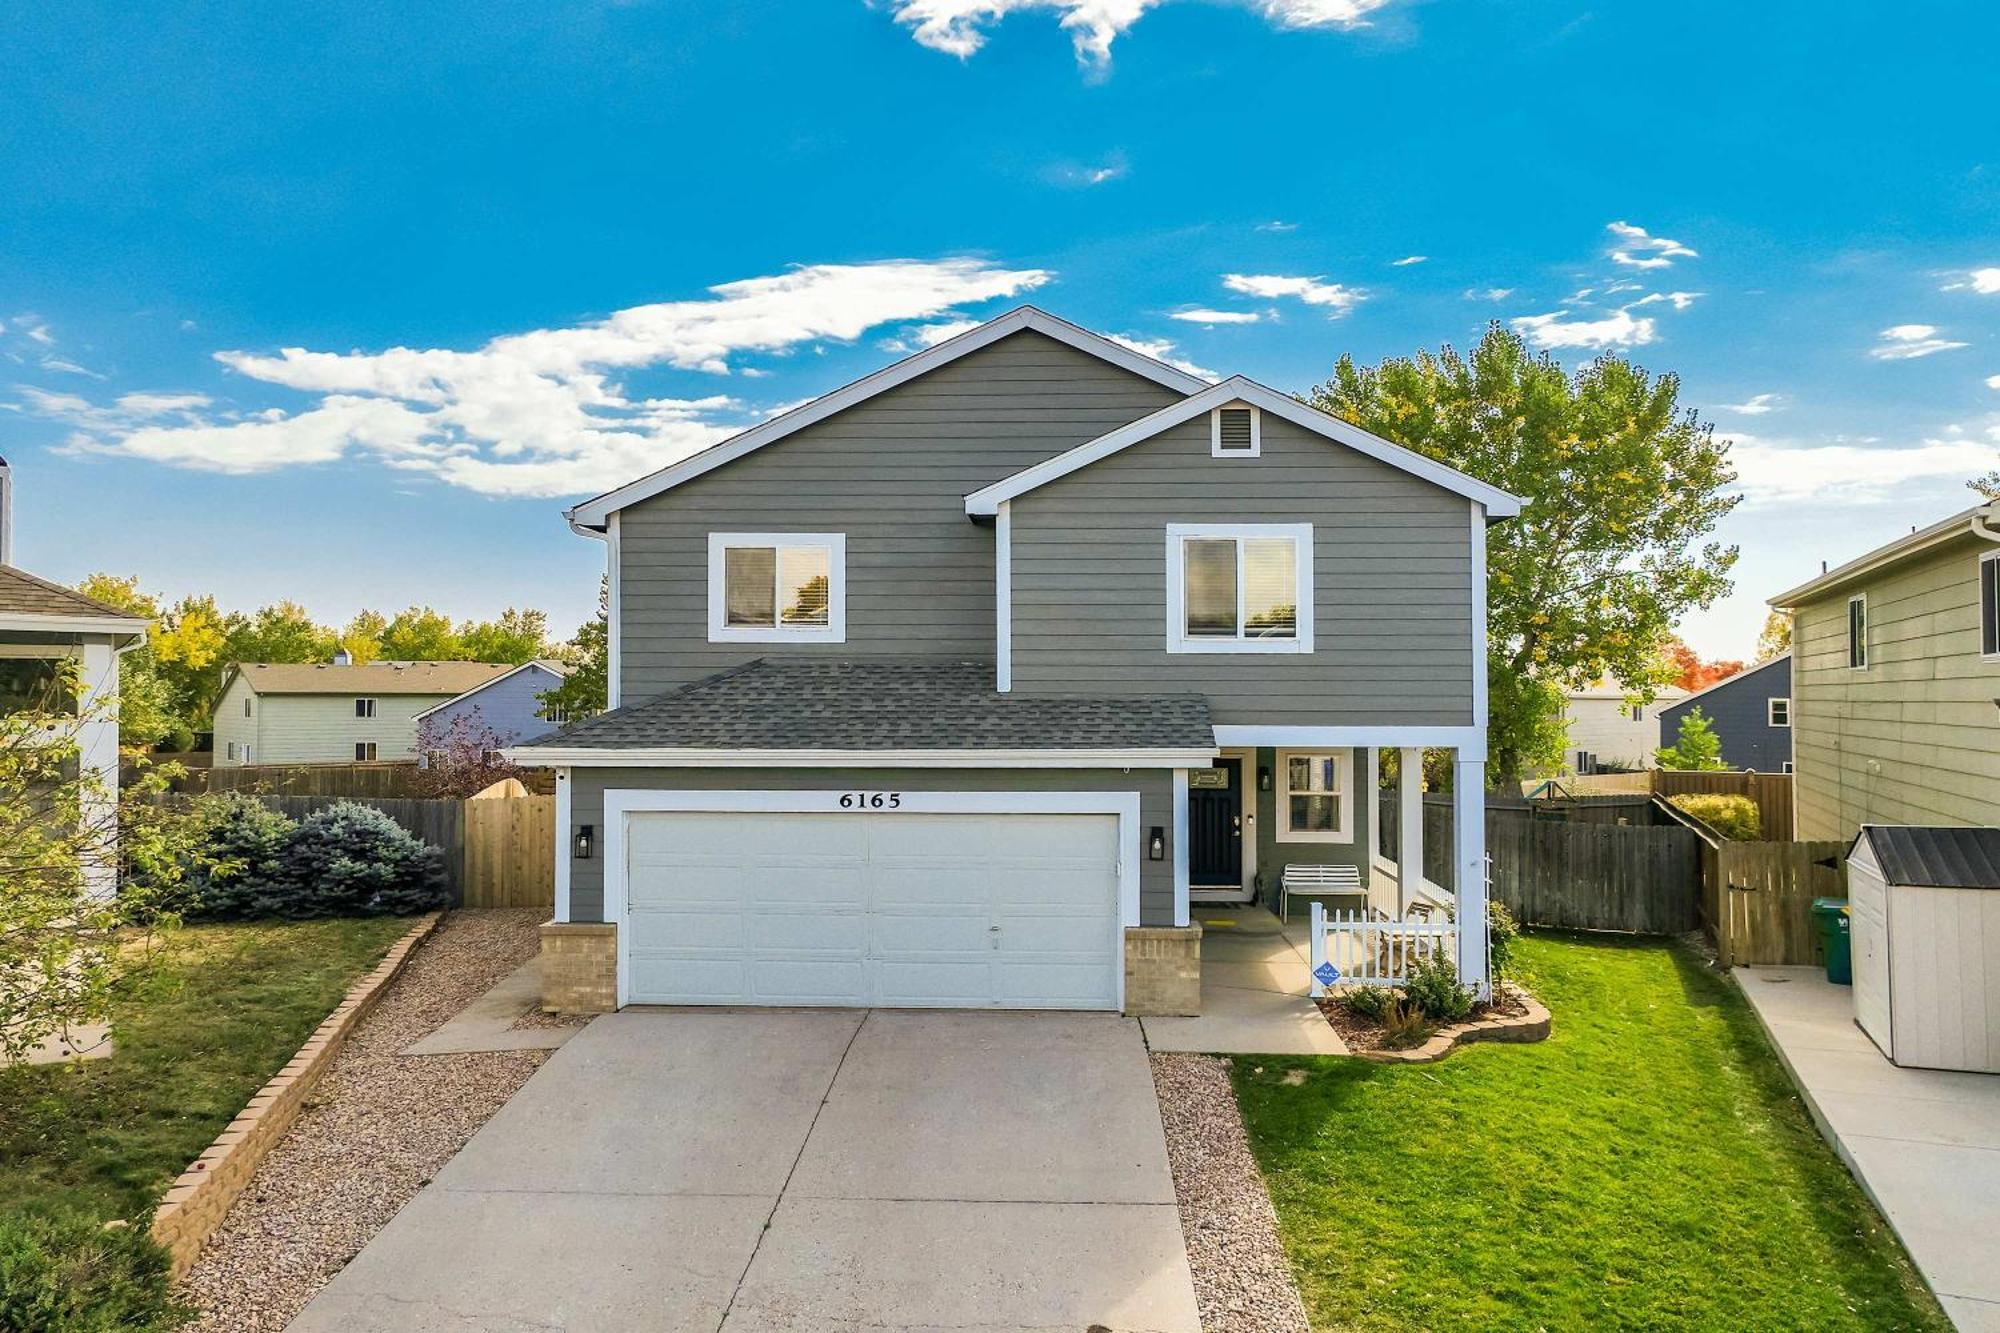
[1188,758,1242,887]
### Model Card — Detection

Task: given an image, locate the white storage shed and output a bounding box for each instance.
[1847,825,2000,1074]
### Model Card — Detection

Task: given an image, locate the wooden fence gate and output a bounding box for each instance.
[462,794,557,909]
[1710,840,1847,966]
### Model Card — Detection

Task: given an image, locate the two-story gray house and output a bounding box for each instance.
[514,307,1519,1017]
[1657,653,1792,773]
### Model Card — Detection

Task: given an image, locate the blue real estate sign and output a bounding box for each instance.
[1313,961,1340,987]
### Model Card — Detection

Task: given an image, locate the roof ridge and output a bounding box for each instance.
[0,564,149,620]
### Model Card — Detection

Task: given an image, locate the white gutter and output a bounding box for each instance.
[503,745,1218,769]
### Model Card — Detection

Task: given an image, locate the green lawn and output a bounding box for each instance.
[1231,932,1951,1332]
[0,917,412,1224]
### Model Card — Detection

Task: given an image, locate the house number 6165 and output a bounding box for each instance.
[838,792,902,809]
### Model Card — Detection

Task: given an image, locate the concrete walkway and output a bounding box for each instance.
[292,1008,1200,1332]
[1737,966,2000,1331]
[402,959,578,1056]
[1141,906,1347,1056]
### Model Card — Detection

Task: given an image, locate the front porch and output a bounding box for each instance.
[1140,906,1348,1055]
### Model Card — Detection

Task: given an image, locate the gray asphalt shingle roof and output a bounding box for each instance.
[523,658,1213,752]
[1854,825,2000,890]
[0,565,148,621]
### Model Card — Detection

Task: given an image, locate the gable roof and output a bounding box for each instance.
[1658,653,1790,713]
[962,377,1523,517]
[0,565,150,634]
[410,658,571,721]
[564,307,1212,531]
[223,660,518,698]
[1770,503,1998,607]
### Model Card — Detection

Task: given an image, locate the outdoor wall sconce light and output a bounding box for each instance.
[1259,766,1274,792]
[1148,826,1166,861]
[575,824,595,860]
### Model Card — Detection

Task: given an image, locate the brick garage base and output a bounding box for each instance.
[1124,925,1202,1017]
[541,921,618,1013]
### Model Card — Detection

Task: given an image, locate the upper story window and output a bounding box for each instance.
[1981,550,2000,659]
[1165,523,1314,654]
[243,696,253,717]
[1629,704,1645,722]
[1768,697,1791,727]
[354,697,377,719]
[540,703,569,724]
[1847,594,1868,670]
[1211,404,1260,458]
[707,532,846,644]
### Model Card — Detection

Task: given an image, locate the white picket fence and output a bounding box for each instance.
[1308,902,1460,995]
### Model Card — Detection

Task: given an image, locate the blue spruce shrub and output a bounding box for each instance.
[277,802,449,917]
[179,795,297,920]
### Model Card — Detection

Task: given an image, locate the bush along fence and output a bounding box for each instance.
[1539,769,1794,841]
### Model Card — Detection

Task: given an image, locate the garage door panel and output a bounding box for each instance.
[623,809,1120,1010]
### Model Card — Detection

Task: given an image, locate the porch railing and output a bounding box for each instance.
[1308,902,1460,995]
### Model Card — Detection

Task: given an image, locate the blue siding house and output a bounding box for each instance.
[414,659,571,751]
[1658,653,1792,772]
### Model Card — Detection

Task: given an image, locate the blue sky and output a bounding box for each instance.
[4,0,1997,657]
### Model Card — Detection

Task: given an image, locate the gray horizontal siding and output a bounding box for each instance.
[1007,413,1478,726]
[564,766,1176,926]
[1658,656,1792,772]
[615,331,1184,701]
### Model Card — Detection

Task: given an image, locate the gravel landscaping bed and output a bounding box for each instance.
[1151,1052,1310,1333]
[179,909,556,1331]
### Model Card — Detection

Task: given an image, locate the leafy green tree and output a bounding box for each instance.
[460,607,548,664]
[74,574,177,748]
[378,606,462,660]
[340,609,388,664]
[1657,706,1728,770]
[1755,610,1792,662]
[225,601,338,666]
[1308,326,1739,783]
[539,579,608,721]
[153,594,230,731]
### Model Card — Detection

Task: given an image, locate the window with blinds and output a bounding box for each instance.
[1172,527,1307,650]
[709,533,846,642]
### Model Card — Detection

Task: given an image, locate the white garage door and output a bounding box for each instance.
[624,811,1122,1009]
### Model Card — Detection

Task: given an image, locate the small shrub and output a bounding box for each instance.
[1404,955,1475,1023]
[1670,792,1762,841]
[1487,900,1520,982]
[276,803,449,917]
[179,795,298,919]
[1337,985,1397,1023]
[1378,995,1438,1050]
[0,1210,190,1332]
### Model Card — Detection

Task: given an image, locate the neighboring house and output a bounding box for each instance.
[1771,502,2000,842]
[1657,654,1792,772]
[1562,680,1687,772]
[213,659,516,766]
[0,455,149,896]
[412,658,572,753]
[512,306,1521,1017]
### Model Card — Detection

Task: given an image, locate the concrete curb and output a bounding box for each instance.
[1350,987,1552,1064]
[149,910,444,1277]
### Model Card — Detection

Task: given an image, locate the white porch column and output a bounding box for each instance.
[1453,754,1489,996]
[1397,746,1423,915]
[77,637,120,902]
[1363,746,1381,896]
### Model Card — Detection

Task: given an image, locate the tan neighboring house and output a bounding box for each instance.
[1561,680,1687,772]
[1771,501,2000,841]
[212,658,515,766]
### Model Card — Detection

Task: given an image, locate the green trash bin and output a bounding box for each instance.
[1811,898,1852,986]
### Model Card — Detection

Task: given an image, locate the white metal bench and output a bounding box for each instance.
[1280,863,1367,922]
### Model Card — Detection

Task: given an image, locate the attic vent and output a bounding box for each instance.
[1211,405,1259,457]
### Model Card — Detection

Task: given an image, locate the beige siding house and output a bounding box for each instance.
[213,660,515,765]
[1562,681,1686,772]
[1772,503,2000,842]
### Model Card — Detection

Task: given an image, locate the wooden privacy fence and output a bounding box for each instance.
[1533,770,1794,841]
[180,762,427,798]
[1376,795,1703,935]
[462,794,556,908]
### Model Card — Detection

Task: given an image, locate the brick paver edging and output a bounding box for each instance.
[1352,988,1552,1064]
[149,910,445,1276]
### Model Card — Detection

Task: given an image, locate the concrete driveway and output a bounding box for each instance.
[289,1008,1200,1332]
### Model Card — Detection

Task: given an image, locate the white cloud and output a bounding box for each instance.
[1221,273,1365,316]
[1169,308,1261,325]
[1509,308,1656,350]
[1390,255,1427,266]
[1256,220,1298,233]
[1606,220,1698,271]
[1465,287,1514,302]
[1731,431,1999,505]
[1106,333,1216,380]
[1988,374,2000,390]
[885,0,1395,70]
[1942,267,2000,295]
[1869,324,1968,360]
[37,257,1052,498]
[1043,153,1127,187]
[1718,392,1784,415]
[1633,290,1703,311]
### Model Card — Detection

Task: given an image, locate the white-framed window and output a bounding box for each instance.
[1847,594,1868,669]
[1768,697,1791,727]
[540,703,568,724]
[1629,703,1645,722]
[1278,749,1352,842]
[355,697,377,719]
[1782,761,1795,774]
[225,740,239,761]
[1211,403,1260,458]
[1165,523,1313,654]
[1981,550,2000,660]
[707,532,846,644]
[243,696,253,717]
[355,741,378,761]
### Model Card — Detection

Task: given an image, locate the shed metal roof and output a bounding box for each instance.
[1852,825,2000,890]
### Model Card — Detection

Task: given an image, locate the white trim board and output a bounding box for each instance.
[553,766,573,922]
[995,501,1013,692]
[506,745,1218,768]
[565,307,1209,530]
[965,376,1523,518]
[0,613,146,638]
[1212,725,1486,761]
[598,787,1145,1011]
